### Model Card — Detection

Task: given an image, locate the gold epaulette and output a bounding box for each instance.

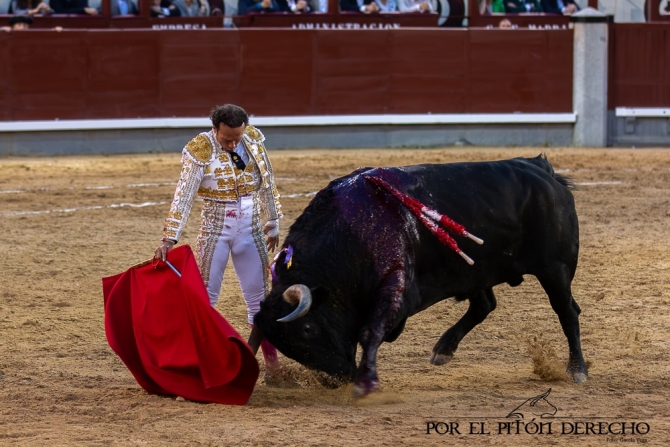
[244,125,265,144]
[184,133,213,164]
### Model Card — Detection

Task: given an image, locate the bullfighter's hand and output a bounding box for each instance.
[263,219,279,252]
[266,235,279,253]
[263,220,279,252]
[263,220,279,236]
[154,240,175,262]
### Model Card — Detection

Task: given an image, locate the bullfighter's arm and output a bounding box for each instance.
[161,137,210,243]
[243,125,282,247]
[258,144,283,223]
[258,144,282,251]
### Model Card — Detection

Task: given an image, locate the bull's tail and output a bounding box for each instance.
[522,154,576,190]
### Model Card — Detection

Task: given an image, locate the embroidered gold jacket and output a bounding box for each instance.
[162,125,282,242]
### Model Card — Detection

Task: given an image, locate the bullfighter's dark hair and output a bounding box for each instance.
[210,104,249,129]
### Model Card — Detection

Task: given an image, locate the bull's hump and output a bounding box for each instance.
[331,167,376,187]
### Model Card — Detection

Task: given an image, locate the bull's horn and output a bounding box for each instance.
[247,325,264,355]
[277,284,312,323]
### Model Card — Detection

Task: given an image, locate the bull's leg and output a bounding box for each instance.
[353,271,407,398]
[537,273,588,383]
[353,325,385,398]
[430,288,497,366]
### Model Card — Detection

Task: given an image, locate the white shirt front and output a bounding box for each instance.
[211,133,250,165]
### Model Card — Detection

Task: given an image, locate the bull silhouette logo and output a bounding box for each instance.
[506,389,557,419]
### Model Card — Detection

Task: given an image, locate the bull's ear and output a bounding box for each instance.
[310,285,330,302]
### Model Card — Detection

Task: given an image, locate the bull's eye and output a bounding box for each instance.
[302,323,319,338]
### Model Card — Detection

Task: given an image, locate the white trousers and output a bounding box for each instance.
[195,196,269,324]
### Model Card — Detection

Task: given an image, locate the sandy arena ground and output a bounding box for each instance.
[0,147,669,446]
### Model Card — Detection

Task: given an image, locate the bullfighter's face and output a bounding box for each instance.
[254,286,358,384]
[213,123,245,152]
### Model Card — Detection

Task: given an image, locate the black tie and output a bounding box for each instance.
[229,151,246,170]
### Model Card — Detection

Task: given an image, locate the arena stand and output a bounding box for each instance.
[0,0,669,152]
[0,0,463,28]
[0,26,579,153]
[0,0,657,27]
[0,0,626,28]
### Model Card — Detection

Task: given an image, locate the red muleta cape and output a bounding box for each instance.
[102,245,259,405]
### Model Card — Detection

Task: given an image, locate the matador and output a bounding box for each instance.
[154,104,284,378]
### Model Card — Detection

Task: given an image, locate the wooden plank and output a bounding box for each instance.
[469,29,550,112]
[0,28,578,120]
[85,30,161,118]
[612,24,670,108]
[544,29,573,113]
[314,30,392,114]
[238,29,314,116]
[9,31,88,120]
[388,29,469,113]
[0,33,11,121]
[159,30,240,117]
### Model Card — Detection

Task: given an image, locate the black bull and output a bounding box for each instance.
[251,155,588,397]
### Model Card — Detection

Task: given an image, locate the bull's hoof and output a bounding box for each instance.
[430,352,453,366]
[352,379,379,398]
[572,372,588,384]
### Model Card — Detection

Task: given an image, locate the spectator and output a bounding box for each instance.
[238,0,287,14]
[311,0,327,11]
[150,0,181,16]
[478,0,504,14]
[9,0,52,15]
[540,0,577,14]
[111,0,138,14]
[504,0,540,12]
[284,0,317,12]
[50,0,98,14]
[208,0,223,14]
[1,14,33,30]
[172,0,209,15]
[339,0,362,11]
[1,14,63,30]
[361,0,398,12]
[498,17,511,27]
[523,0,541,11]
[504,0,523,12]
[398,0,435,12]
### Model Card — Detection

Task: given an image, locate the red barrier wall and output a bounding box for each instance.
[0,28,573,121]
[610,24,670,109]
